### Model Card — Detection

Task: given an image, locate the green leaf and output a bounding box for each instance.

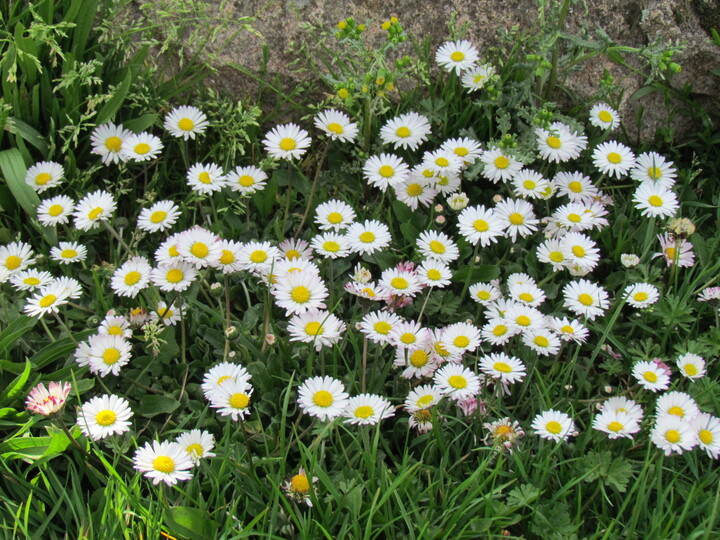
[0,148,38,216]
[576,450,635,493]
[452,264,500,283]
[506,483,541,508]
[138,395,181,417]
[165,506,219,540]
[0,315,36,353]
[0,360,32,406]
[29,330,95,369]
[124,113,158,133]
[5,117,48,155]
[96,71,132,125]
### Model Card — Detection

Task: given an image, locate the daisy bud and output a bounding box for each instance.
[228,351,237,358]
[225,326,239,339]
[435,215,446,225]
[492,194,503,203]
[434,204,444,212]
[210,282,223,297]
[446,192,469,211]
[564,384,573,391]
[264,333,276,345]
[620,253,640,267]
[604,385,613,394]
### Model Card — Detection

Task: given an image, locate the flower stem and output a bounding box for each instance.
[53,312,77,345]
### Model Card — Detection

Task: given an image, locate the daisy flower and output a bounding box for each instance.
[207,378,254,420]
[589,103,620,130]
[268,258,320,283]
[416,230,459,263]
[263,123,311,161]
[512,169,551,199]
[50,241,87,265]
[363,153,410,192]
[435,40,479,74]
[77,394,133,441]
[624,282,660,308]
[87,335,132,377]
[481,318,519,347]
[379,112,431,150]
[494,198,538,242]
[417,259,452,288]
[561,232,600,270]
[311,232,350,259]
[631,152,677,188]
[213,239,245,274]
[404,384,444,413]
[509,281,546,307]
[697,286,720,303]
[73,190,116,231]
[480,147,523,183]
[478,352,526,385]
[297,376,349,422]
[536,123,587,163]
[164,105,208,140]
[53,276,81,300]
[440,137,483,167]
[344,280,389,301]
[457,205,504,246]
[201,361,251,400]
[25,381,71,416]
[176,226,222,268]
[504,303,546,333]
[272,271,328,315]
[592,410,641,440]
[98,314,132,338]
[186,162,227,194]
[394,345,437,379]
[137,200,181,233]
[433,364,480,401]
[409,409,435,433]
[0,241,35,274]
[343,394,395,425]
[9,269,53,291]
[632,182,678,218]
[484,417,524,452]
[461,63,495,92]
[37,195,75,226]
[531,410,577,442]
[600,396,644,421]
[379,267,422,298]
[394,178,437,211]
[133,440,194,485]
[656,391,699,421]
[676,352,706,380]
[25,161,63,193]
[90,123,132,164]
[121,132,164,162]
[446,192,470,211]
[422,149,463,177]
[651,415,697,456]
[632,360,671,392]
[554,171,598,202]
[391,320,431,350]
[287,308,346,351]
[279,238,313,261]
[176,429,216,464]
[654,233,694,268]
[692,413,720,459]
[110,257,152,298]
[549,317,589,344]
[359,311,403,344]
[523,328,561,356]
[23,282,70,318]
[562,279,609,320]
[314,200,356,231]
[155,233,182,265]
[442,322,481,356]
[553,203,598,233]
[431,171,461,194]
[226,165,268,195]
[469,282,502,305]
[238,240,280,274]
[592,141,636,178]
[346,220,392,255]
[314,108,358,142]
[150,260,197,292]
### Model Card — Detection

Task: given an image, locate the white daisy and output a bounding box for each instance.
[37,195,75,226]
[237,240,280,274]
[379,268,423,298]
[478,352,526,385]
[77,394,133,441]
[592,141,636,178]
[404,384,444,413]
[417,260,452,288]
[624,283,660,308]
[651,415,697,456]
[589,103,620,130]
[272,271,328,315]
[9,269,53,291]
[0,241,35,274]
[278,238,313,261]
[422,149,463,177]
[176,226,222,268]
[25,161,64,193]
[263,123,311,161]
[310,232,351,259]
[150,260,197,292]
[342,394,395,425]
[379,112,432,150]
[207,378,254,420]
[390,320,431,350]
[394,345,437,379]
[226,165,268,195]
[592,410,640,440]
[164,105,209,140]
[654,233,695,268]
[155,233,183,265]
[562,279,609,320]
[440,137,483,168]
[676,352,706,380]
[314,200,356,231]
[531,410,577,442]
[346,220,392,255]
[98,314,132,338]
[480,147,523,183]
[435,40,479,74]
[175,429,216,464]
[137,200,181,233]
[287,308,346,351]
[314,108,358,142]
[460,63,495,92]
[110,257,152,298]
[632,182,678,219]
[631,152,677,188]
[457,205,504,246]
[433,364,480,401]
[561,232,601,270]
[87,334,132,377]
[133,440,194,485]
[509,281,546,307]
[600,396,644,421]
[554,171,598,202]
[90,123,132,164]
[536,123,587,163]
[23,282,70,318]
[201,362,251,400]
[363,153,410,192]
[504,303,546,333]
[549,317,589,344]
[73,190,116,231]
[481,318,520,347]
[50,241,87,264]
[495,198,539,242]
[632,360,671,392]
[359,310,403,344]
[692,413,720,459]
[523,328,561,356]
[416,230,459,263]
[512,168,551,199]
[297,376,349,422]
[120,132,164,162]
[469,282,502,305]
[187,162,227,194]
[394,178,437,211]
[656,391,699,421]
[53,276,82,299]
[214,239,245,274]
[441,322,481,356]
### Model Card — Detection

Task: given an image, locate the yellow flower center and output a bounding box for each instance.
[354,405,374,419]
[88,207,103,220]
[61,249,78,259]
[494,362,511,373]
[5,255,22,269]
[108,326,122,336]
[105,136,122,151]
[633,292,648,302]
[409,350,429,367]
[191,242,209,258]
[35,172,52,185]
[493,324,507,336]
[494,156,509,169]
[134,143,150,155]
[523,180,536,190]
[643,371,658,383]
[665,430,680,444]
[400,332,416,345]
[291,286,311,303]
[169,245,179,257]
[509,212,524,225]
[568,213,581,223]
[361,287,375,297]
[450,51,465,62]
[684,364,698,376]
[230,393,249,409]
[249,250,267,263]
[150,210,167,223]
[667,406,684,417]
[495,424,512,437]
[291,474,310,493]
[378,165,394,178]
[648,195,663,207]
[516,315,531,327]
[578,293,594,306]
[699,430,713,445]
[429,240,445,254]
[166,269,184,283]
[323,241,340,252]
[198,172,212,184]
[153,456,175,473]
[327,122,344,134]
[455,147,469,157]
[374,321,391,334]
[473,219,489,232]
[124,271,142,285]
[664,247,676,259]
[24,277,40,286]
[391,277,408,289]
[178,117,194,131]
[427,269,441,281]
[561,325,574,334]
[305,321,323,336]
[239,175,255,187]
[327,212,343,224]
[48,204,64,216]
[453,336,470,348]
[217,375,232,385]
[103,348,120,365]
[518,292,534,303]
[396,126,411,138]
[607,421,623,432]
[546,421,562,434]
[647,166,662,180]
[422,169,435,178]
[95,409,117,426]
[39,294,56,308]
[477,290,491,300]
[279,138,296,151]
[286,249,301,260]
[598,110,612,123]
[534,335,549,347]
[359,231,375,243]
[572,246,586,258]
[546,136,561,149]
[417,395,434,407]
[568,181,583,193]
[448,375,467,389]
[313,390,333,407]
[220,250,235,265]
[406,183,422,196]
[186,443,204,457]
[436,157,449,168]
[550,251,564,263]
[607,152,622,164]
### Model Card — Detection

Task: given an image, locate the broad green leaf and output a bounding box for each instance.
[96,71,132,125]
[30,329,95,369]
[5,117,48,155]
[0,315,36,353]
[0,359,32,406]
[0,148,39,216]
[165,506,219,540]
[124,113,158,133]
[138,395,181,417]
[452,264,500,283]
